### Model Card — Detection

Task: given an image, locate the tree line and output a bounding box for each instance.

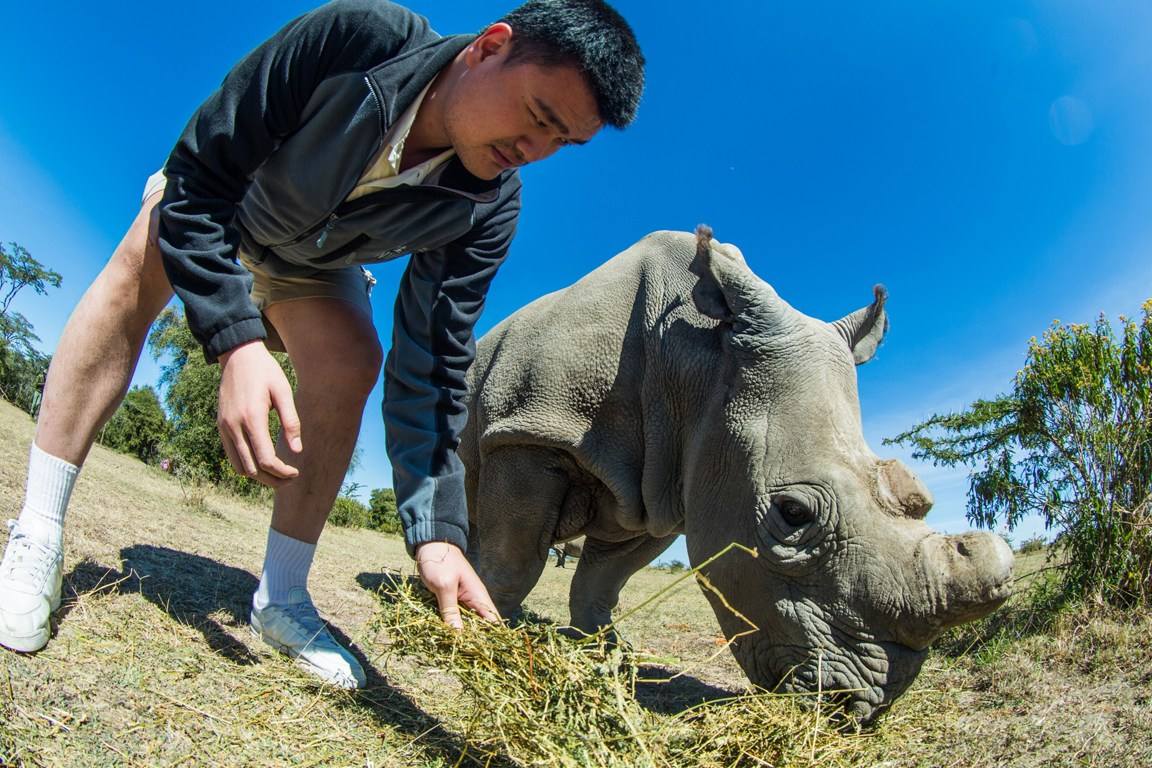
[3,239,1150,608]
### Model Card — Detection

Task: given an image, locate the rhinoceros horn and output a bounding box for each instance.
[831,285,889,365]
[688,224,786,332]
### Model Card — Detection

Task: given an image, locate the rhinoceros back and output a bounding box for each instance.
[465,231,700,451]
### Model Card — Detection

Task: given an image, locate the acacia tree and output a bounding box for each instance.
[0,242,61,412]
[887,302,1152,606]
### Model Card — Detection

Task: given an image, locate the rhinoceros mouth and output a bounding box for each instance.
[734,637,928,725]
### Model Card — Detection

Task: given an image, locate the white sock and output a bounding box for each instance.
[253,528,316,610]
[16,443,79,549]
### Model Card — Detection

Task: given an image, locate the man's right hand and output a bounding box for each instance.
[415,542,501,629]
[217,340,303,486]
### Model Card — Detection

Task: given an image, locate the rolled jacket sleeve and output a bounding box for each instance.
[385,193,520,556]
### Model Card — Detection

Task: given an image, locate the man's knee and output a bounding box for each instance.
[100,195,172,311]
[347,332,384,396]
[337,312,383,395]
[287,306,383,401]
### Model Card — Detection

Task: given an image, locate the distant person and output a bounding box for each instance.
[0,0,644,689]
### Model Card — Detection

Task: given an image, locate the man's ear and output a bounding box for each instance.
[466,22,513,65]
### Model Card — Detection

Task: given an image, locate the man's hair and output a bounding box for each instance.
[498,0,645,129]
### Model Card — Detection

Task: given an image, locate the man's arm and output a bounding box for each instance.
[384,181,521,621]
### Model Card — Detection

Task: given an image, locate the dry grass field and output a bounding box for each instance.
[1,399,1150,767]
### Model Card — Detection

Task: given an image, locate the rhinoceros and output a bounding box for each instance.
[460,227,1013,721]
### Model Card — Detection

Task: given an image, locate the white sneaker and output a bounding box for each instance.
[0,520,63,653]
[250,587,366,689]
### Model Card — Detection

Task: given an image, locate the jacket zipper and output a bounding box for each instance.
[277,184,475,252]
[315,215,338,249]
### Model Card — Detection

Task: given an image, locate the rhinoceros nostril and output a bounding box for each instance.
[954,540,971,557]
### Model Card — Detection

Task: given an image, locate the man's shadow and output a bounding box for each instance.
[355,569,737,716]
[60,547,260,664]
[59,546,504,766]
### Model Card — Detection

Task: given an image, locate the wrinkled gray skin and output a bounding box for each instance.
[460,229,1013,722]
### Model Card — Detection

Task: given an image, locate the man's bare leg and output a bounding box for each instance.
[1,193,173,653]
[247,296,382,688]
[37,193,174,464]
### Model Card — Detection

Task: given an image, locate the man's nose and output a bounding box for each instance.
[514,135,559,165]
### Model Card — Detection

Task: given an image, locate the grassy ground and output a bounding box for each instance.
[1,399,1149,766]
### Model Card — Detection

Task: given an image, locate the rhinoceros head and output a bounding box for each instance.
[681,227,1013,723]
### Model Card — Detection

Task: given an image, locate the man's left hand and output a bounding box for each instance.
[415,542,501,628]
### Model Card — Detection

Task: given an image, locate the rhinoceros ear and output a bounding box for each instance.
[688,224,765,322]
[831,285,889,365]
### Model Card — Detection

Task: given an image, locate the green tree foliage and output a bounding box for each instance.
[99,385,169,463]
[368,487,402,534]
[148,308,297,498]
[0,242,61,413]
[329,495,372,528]
[0,242,62,341]
[887,303,1152,606]
[326,489,402,534]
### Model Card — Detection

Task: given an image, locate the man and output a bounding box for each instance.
[0,0,644,689]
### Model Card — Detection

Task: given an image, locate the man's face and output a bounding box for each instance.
[442,27,603,180]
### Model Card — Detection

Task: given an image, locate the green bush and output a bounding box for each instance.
[368,487,403,534]
[1017,536,1047,555]
[329,496,372,528]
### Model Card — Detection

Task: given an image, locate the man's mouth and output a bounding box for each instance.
[491,145,518,169]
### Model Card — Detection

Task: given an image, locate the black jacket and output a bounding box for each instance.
[158,0,522,554]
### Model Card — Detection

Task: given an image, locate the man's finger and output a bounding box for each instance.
[244,421,299,480]
[469,601,501,622]
[221,420,258,477]
[461,580,501,622]
[271,383,303,454]
[220,433,247,477]
[253,467,297,488]
[437,591,464,630]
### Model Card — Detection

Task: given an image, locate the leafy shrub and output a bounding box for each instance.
[329,496,371,528]
[368,487,403,534]
[1017,536,1047,555]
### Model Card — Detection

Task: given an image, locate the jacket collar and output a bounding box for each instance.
[367,34,513,204]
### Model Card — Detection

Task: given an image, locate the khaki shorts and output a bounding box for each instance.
[144,170,376,351]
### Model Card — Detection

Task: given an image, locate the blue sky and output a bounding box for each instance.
[2,1,1149,566]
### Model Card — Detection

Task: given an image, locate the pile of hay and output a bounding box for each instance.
[371,576,915,768]
[374,576,652,766]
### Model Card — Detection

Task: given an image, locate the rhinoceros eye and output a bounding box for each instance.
[778,497,813,527]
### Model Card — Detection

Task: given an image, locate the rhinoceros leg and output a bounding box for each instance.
[469,445,569,619]
[568,534,679,636]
